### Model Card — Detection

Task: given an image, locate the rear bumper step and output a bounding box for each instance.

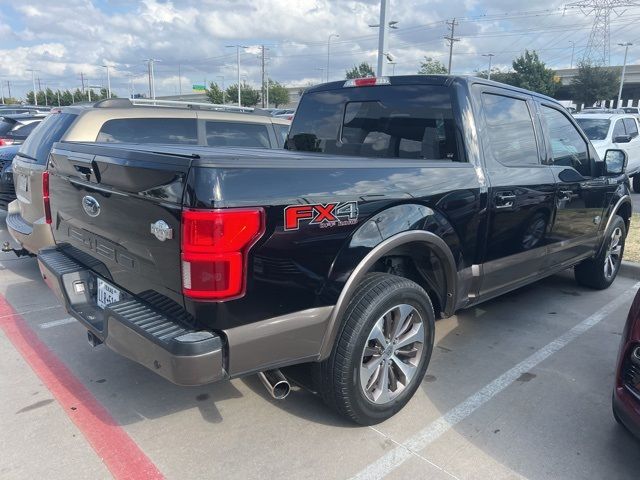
[38,247,226,386]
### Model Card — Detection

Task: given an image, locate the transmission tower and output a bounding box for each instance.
[567,1,640,65]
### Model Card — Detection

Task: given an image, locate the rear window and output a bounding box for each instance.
[18,112,77,164]
[96,118,198,144]
[205,121,271,148]
[10,121,40,138]
[287,84,461,161]
[575,118,611,141]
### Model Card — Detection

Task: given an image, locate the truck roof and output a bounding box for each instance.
[303,74,558,104]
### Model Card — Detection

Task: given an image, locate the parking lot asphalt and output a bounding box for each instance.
[1,209,639,480]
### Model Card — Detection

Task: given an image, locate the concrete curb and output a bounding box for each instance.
[620,260,640,279]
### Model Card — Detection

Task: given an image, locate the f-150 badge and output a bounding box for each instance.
[284,201,359,231]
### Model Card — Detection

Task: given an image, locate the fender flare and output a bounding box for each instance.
[598,194,632,254]
[317,230,458,360]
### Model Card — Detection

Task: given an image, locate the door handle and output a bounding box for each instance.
[495,192,516,209]
[558,190,572,201]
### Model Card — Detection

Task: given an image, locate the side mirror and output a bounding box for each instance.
[614,134,632,143]
[604,149,628,175]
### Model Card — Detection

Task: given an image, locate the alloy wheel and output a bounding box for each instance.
[359,304,425,404]
[604,227,623,280]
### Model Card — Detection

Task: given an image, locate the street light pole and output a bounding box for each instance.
[617,42,632,108]
[27,69,38,105]
[569,41,576,69]
[327,33,339,82]
[482,53,495,80]
[102,65,111,98]
[376,0,389,76]
[226,45,248,107]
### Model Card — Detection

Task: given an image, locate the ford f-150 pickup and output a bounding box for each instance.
[37,75,633,424]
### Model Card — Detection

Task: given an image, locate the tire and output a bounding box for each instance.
[633,175,640,194]
[318,273,435,425]
[575,215,626,290]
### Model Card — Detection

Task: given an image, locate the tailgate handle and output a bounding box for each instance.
[74,161,101,183]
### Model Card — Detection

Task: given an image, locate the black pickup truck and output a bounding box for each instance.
[38,75,633,424]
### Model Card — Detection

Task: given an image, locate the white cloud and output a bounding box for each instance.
[2,0,639,99]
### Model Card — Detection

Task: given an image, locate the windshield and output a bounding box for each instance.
[17,112,77,164]
[575,118,610,140]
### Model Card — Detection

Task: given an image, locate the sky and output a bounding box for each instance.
[1,0,640,100]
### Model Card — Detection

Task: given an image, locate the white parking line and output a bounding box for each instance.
[352,281,640,480]
[39,317,76,329]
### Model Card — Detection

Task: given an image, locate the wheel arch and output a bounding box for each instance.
[318,229,458,360]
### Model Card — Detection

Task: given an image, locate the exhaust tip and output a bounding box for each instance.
[258,370,291,400]
[87,330,103,347]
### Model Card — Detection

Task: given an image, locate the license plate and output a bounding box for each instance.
[16,174,27,192]
[97,278,121,309]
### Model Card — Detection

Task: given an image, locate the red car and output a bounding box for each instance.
[613,287,640,439]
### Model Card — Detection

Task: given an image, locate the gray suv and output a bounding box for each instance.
[5,99,290,256]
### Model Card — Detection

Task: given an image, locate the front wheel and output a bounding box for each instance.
[319,273,435,425]
[575,215,626,290]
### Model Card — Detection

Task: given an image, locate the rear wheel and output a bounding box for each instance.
[319,273,435,425]
[575,215,626,290]
[633,175,640,194]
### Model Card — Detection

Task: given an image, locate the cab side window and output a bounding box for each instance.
[541,106,590,177]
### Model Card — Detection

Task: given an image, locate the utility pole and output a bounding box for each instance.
[261,45,266,108]
[43,85,48,106]
[617,42,632,107]
[27,69,38,105]
[482,53,495,80]
[7,81,11,98]
[102,65,112,98]
[444,18,460,75]
[376,0,389,76]
[327,34,340,82]
[80,72,85,93]
[56,90,60,106]
[0,81,4,104]
[178,64,182,95]
[37,77,42,92]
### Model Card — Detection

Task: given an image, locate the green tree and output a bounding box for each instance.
[1,97,20,105]
[206,82,225,104]
[268,80,289,107]
[225,82,260,107]
[509,50,558,96]
[61,90,74,105]
[571,62,620,107]
[345,62,375,79]
[418,57,447,75]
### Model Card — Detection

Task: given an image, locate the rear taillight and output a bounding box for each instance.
[181,208,264,300]
[42,171,51,225]
[0,138,14,146]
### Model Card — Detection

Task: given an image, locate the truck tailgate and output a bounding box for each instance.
[47,143,193,307]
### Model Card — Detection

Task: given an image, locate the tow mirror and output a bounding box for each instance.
[603,149,627,175]
[614,134,632,143]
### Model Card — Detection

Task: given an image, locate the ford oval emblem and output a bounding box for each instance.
[82,196,101,217]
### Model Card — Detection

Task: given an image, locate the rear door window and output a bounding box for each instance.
[287,84,461,161]
[481,93,540,166]
[17,112,78,164]
[612,119,626,139]
[96,118,198,144]
[205,121,271,148]
[623,118,638,138]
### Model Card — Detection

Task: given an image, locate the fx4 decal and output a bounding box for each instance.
[284,202,359,231]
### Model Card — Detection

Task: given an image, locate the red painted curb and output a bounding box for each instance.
[0,297,164,480]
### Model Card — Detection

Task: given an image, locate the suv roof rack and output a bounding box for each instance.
[91,98,275,116]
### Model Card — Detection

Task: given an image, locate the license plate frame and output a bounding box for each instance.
[97,278,121,309]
